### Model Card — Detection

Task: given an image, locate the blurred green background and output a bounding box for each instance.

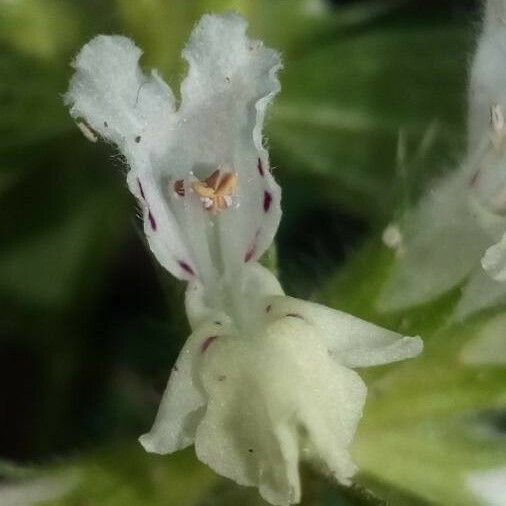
[3,1,505,505]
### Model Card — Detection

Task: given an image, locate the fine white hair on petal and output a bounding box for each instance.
[195,317,366,506]
[265,296,423,368]
[467,467,506,506]
[139,320,228,455]
[482,232,506,281]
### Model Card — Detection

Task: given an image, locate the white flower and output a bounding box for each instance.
[65,13,422,506]
[467,467,506,506]
[378,0,506,320]
[0,472,78,506]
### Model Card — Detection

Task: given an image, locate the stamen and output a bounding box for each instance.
[192,168,238,213]
[215,172,238,196]
[205,169,221,190]
[203,197,214,209]
[173,180,185,197]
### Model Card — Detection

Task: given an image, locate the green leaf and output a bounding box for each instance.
[0,141,129,310]
[0,0,81,61]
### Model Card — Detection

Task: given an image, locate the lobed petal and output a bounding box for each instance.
[66,15,283,308]
[139,320,228,455]
[265,296,422,368]
[65,35,175,156]
[177,13,283,279]
[65,35,202,283]
[196,317,366,505]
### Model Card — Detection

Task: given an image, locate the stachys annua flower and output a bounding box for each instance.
[379,0,506,321]
[65,13,423,506]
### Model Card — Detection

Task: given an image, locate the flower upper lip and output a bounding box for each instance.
[65,13,283,313]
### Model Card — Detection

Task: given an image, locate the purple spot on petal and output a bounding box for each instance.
[263,191,272,212]
[179,260,195,276]
[148,210,157,230]
[244,247,255,263]
[285,313,304,320]
[266,304,272,313]
[172,365,179,372]
[137,178,145,200]
[201,335,218,353]
[257,158,264,177]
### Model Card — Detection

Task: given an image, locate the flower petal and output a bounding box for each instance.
[469,0,506,151]
[454,266,506,321]
[266,296,422,368]
[139,320,226,455]
[467,467,506,506]
[482,232,506,281]
[196,317,366,505]
[65,35,175,156]
[0,473,78,506]
[298,364,364,482]
[378,171,491,312]
[185,262,283,333]
[228,262,284,334]
[178,13,283,277]
[65,35,202,283]
[66,15,283,304]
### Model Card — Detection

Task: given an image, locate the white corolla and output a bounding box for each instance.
[66,13,422,505]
